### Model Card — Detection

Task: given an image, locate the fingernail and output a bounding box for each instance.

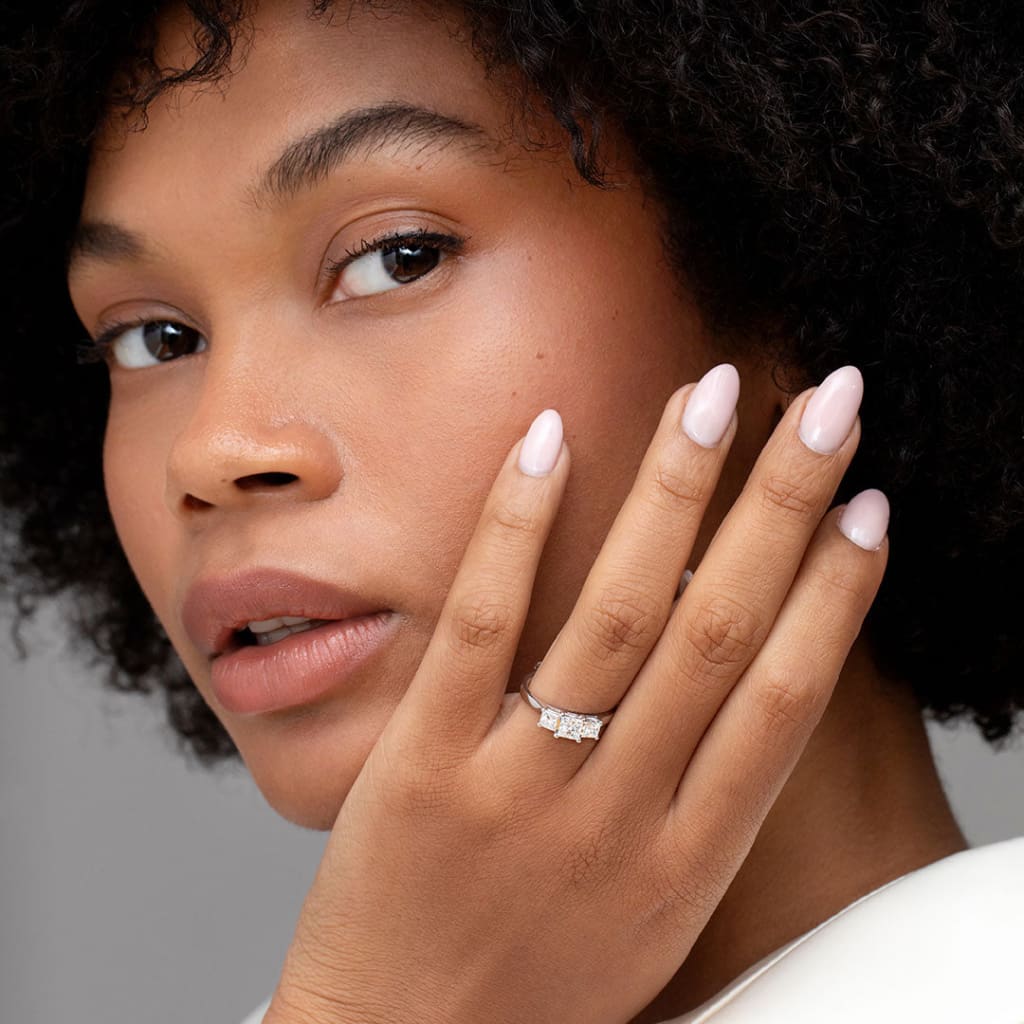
[838,488,889,550]
[681,363,740,448]
[798,365,863,455]
[518,409,563,477]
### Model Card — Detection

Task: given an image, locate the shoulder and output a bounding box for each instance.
[669,836,1024,1023]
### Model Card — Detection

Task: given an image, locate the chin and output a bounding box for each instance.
[233,700,394,832]
[260,780,352,832]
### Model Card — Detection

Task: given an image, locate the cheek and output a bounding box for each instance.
[102,398,177,613]
[356,225,706,666]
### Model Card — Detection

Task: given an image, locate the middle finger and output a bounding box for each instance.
[492,363,741,779]
[587,364,864,795]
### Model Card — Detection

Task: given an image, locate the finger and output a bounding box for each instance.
[495,365,739,778]
[664,493,889,860]
[586,365,864,795]
[389,409,571,758]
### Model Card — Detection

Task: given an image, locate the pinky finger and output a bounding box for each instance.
[665,490,890,854]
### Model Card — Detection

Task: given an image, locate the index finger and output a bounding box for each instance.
[389,409,571,757]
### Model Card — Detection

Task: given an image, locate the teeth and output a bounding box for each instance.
[250,618,331,647]
[247,615,316,633]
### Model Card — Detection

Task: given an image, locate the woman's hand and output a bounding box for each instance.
[264,363,888,1024]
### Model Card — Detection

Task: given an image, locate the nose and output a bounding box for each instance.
[165,352,343,519]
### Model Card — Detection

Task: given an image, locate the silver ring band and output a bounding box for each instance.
[519,662,618,743]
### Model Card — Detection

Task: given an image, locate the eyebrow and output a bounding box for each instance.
[253,101,490,206]
[67,102,491,275]
[66,222,149,272]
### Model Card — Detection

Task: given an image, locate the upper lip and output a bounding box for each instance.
[181,567,389,659]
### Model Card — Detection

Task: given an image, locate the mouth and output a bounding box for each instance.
[181,566,392,661]
[228,616,337,653]
[209,610,398,715]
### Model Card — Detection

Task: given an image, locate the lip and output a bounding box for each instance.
[210,610,397,715]
[181,567,391,660]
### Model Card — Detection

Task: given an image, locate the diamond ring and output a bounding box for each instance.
[519,662,619,743]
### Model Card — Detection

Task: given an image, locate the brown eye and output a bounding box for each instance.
[381,243,442,283]
[330,230,462,302]
[100,320,208,370]
[140,322,205,362]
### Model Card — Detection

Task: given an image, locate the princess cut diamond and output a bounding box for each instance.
[538,711,603,742]
[555,714,586,741]
[538,707,561,731]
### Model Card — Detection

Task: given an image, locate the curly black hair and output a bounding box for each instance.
[1,0,1021,769]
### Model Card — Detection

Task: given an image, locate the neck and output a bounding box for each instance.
[628,641,968,1024]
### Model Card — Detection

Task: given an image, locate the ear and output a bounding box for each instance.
[740,354,792,434]
[769,363,798,424]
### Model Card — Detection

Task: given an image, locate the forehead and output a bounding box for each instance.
[82,0,542,215]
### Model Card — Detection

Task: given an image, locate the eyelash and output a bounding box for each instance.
[75,227,467,366]
[324,228,464,284]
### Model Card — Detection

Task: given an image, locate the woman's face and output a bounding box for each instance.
[67,0,776,828]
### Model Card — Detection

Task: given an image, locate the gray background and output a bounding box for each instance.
[2,598,1022,1024]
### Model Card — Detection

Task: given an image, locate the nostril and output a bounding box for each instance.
[235,472,298,490]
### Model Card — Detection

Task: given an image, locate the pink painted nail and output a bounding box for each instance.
[682,363,741,448]
[518,409,563,477]
[839,489,889,550]
[798,366,864,455]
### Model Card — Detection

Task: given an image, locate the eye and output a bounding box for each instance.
[78,318,208,370]
[326,230,464,302]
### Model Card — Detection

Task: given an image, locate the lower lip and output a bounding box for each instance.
[210,611,396,715]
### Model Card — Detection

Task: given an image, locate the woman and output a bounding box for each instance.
[1,1,1021,1021]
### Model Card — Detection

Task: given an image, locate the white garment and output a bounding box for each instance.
[239,836,1024,1024]
[667,835,1024,1023]
[239,996,271,1024]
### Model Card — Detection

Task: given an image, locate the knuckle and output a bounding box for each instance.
[447,593,515,656]
[650,461,706,515]
[370,735,464,818]
[760,471,819,521]
[469,784,533,838]
[683,594,762,672]
[641,871,717,936]
[560,808,634,892]
[752,671,820,740]
[581,581,662,660]
[562,829,609,891]
[487,495,542,542]
[678,786,738,857]
[643,834,731,929]
[394,765,460,818]
[811,555,875,609]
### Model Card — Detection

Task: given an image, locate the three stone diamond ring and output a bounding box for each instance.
[519,661,619,742]
[518,568,694,742]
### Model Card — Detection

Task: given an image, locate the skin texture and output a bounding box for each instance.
[66,0,968,1018]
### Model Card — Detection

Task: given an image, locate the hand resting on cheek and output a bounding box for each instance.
[264,362,889,1024]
